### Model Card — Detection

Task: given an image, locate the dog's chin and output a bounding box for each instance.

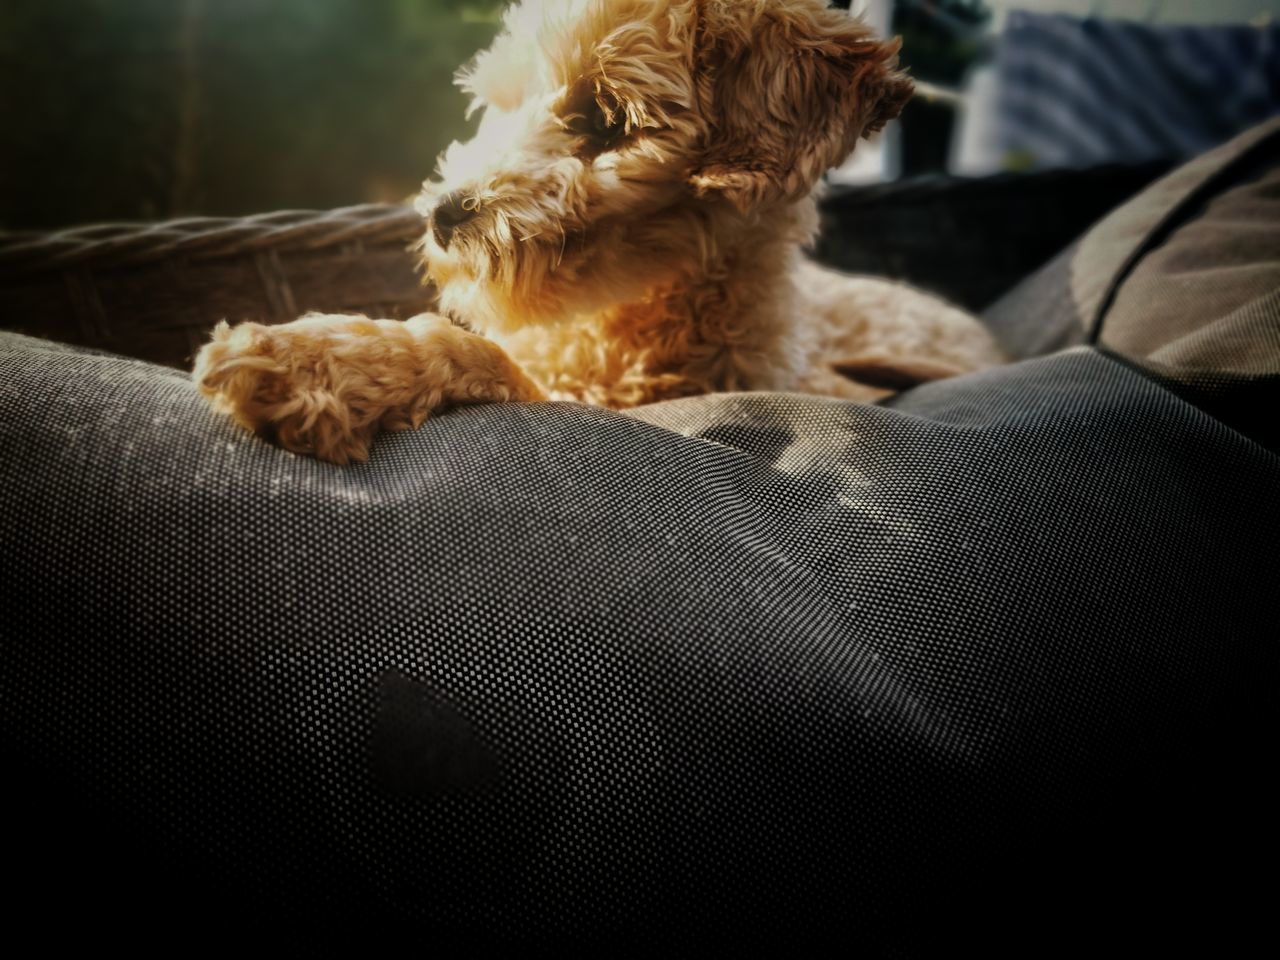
[424,226,661,336]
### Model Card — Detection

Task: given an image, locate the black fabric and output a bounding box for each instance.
[2,332,1275,951]
[980,236,1091,360]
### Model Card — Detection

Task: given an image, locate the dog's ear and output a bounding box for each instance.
[689,1,913,212]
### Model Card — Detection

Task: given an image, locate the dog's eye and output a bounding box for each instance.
[564,98,625,142]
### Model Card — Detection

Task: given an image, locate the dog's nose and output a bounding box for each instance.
[431,191,476,249]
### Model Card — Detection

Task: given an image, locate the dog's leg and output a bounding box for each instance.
[795,260,1007,395]
[193,313,545,464]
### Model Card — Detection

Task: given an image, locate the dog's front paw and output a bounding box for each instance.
[193,316,391,464]
[193,313,546,464]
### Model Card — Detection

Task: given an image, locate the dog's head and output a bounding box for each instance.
[419,0,912,333]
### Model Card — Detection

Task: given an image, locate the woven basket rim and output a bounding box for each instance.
[0,203,426,277]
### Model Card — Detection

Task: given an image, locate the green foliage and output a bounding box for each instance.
[893,0,992,84]
[0,0,502,228]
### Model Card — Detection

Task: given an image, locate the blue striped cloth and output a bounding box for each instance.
[995,11,1280,169]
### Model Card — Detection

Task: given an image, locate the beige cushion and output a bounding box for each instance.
[985,117,1280,448]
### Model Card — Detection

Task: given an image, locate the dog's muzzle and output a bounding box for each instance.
[430,191,477,249]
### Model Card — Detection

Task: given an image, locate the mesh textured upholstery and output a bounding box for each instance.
[4,120,1279,952]
[985,118,1280,451]
[2,333,1275,951]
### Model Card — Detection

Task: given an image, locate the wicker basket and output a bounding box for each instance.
[0,205,435,370]
[0,164,1166,371]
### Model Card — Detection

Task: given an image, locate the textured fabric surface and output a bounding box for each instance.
[979,234,1091,360]
[983,118,1279,450]
[1101,155,1280,359]
[985,116,1280,357]
[2,331,1276,951]
[1098,143,1280,451]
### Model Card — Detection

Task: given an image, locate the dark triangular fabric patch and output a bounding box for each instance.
[369,669,499,797]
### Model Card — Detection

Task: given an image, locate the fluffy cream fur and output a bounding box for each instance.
[195,0,1005,464]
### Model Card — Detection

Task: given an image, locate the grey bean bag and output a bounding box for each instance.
[2,120,1277,952]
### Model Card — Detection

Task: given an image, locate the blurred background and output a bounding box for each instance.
[1,0,1278,230]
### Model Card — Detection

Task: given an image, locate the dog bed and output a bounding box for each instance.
[2,119,1276,951]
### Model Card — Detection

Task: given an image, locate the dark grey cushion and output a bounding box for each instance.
[984,117,1280,451]
[2,329,1275,951]
[985,119,1279,347]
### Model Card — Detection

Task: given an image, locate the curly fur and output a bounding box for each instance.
[195,0,1005,464]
